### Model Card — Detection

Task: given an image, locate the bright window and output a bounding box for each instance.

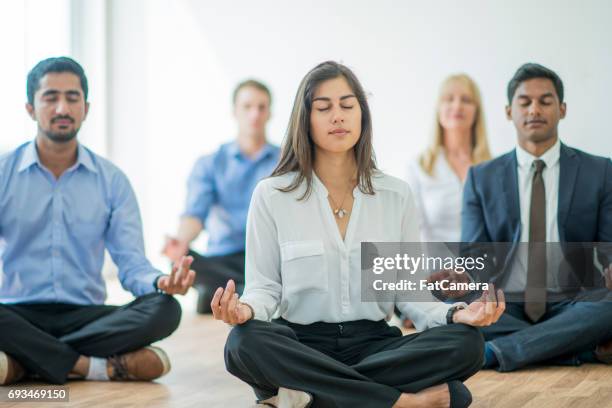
[0,0,71,153]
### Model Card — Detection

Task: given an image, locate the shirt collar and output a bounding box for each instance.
[258,143,276,160]
[17,142,39,173]
[76,144,98,173]
[516,138,561,170]
[227,142,241,158]
[312,171,360,198]
[17,141,97,174]
[312,171,329,197]
[229,141,275,162]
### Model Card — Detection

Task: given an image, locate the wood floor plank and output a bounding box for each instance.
[2,313,611,407]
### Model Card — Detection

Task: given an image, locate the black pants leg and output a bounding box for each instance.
[352,324,484,394]
[225,319,484,408]
[188,250,245,313]
[0,293,181,384]
[60,293,182,356]
[0,304,81,384]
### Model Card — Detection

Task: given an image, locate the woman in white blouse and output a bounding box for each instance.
[212,62,504,408]
[406,74,492,243]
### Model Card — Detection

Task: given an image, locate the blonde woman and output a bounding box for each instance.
[406,74,492,243]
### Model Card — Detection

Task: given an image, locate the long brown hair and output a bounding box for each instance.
[271,61,377,199]
[420,74,492,176]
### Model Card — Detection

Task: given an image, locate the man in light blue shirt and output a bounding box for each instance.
[0,57,195,385]
[163,80,280,313]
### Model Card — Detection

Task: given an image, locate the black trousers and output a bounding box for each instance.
[225,318,484,408]
[0,293,181,384]
[188,249,245,313]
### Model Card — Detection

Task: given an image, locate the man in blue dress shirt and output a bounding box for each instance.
[162,80,280,313]
[0,57,195,385]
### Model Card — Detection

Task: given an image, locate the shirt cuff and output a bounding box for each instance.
[153,274,165,293]
[239,296,269,322]
[130,270,164,297]
[432,302,468,327]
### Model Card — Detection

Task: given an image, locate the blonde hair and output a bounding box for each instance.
[419,74,491,176]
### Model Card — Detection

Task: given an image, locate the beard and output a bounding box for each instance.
[40,125,79,144]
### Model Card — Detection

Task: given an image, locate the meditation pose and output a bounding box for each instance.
[212,61,505,408]
[0,57,195,385]
[163,80,280,313]
[462,63,612,372]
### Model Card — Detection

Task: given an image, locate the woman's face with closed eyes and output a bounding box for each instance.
[309,76,362,155]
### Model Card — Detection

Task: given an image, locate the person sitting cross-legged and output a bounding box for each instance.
[0,57,195,385]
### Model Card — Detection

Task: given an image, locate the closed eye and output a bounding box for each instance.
[540,96,554,105]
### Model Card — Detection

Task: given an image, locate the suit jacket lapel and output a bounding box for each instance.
[558,143,579,241]
[502,150,521,241]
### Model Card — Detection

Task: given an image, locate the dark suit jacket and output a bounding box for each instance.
[461,143,612,292]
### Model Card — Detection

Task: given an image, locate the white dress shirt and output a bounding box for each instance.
[240,171,456,331]
[405,152,464,242]
[505,139,562,292]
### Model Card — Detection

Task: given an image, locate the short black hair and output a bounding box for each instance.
[26,57,88,105]
[232,79,272,106]
[507,63,564,104]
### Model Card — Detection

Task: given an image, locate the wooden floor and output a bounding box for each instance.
[3,304,612,407]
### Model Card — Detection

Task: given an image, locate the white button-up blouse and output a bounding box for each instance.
[240,170,455,331]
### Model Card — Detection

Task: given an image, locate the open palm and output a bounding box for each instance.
[453,285,505,327]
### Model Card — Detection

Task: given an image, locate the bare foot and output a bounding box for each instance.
[393,384,450,408]
[402,319,414,329]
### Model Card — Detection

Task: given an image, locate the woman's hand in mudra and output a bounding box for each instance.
[453,284,506,327]
[211,279,253,325]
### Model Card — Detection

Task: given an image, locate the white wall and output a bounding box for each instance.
[0,0,108,155]
[106,0,612,269]
[0,0,71,153]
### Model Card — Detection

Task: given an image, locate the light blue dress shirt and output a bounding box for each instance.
[184,141,280,256]
[0,141,162,305]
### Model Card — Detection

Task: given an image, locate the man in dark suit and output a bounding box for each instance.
[461,63,612,372]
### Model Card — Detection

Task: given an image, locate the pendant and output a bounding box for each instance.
[335,208,346,219]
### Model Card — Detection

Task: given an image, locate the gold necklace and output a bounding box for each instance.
[328,185,352,219]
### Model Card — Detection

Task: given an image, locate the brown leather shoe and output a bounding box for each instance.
[108,346,171,381]
[0,351,26,385]
[595,339,612,364]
